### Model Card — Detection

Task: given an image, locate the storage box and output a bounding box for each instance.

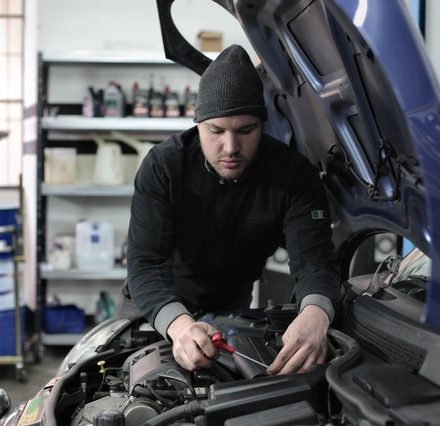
[0,307,26,356]
[0,207,19,259]
[44,147,77,184]
[197,31,223,52]
[43,305,86,334]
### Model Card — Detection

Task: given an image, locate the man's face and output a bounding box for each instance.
[198,115,262,181]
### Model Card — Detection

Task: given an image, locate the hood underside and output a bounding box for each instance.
[157,0,440,330]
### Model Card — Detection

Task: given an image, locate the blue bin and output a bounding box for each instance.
[43,305,86,334]
[0,307,26,356]
[0,207,19,259]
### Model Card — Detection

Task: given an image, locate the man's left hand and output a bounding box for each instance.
[267,305,329,375]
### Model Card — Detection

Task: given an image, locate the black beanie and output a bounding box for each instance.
[194,45,267,123]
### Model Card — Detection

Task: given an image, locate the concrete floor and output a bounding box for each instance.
[0,346,70,408]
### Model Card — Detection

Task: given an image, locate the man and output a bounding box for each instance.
[127,45,340,375]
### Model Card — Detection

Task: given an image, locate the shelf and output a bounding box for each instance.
[40,266,127,280]
[42,52,180,65]
[41,331,85,346]
[42,116,195,132]
[41,183,134,197]
[42,51,218,65]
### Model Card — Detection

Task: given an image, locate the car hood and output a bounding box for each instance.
[157,0,440,329]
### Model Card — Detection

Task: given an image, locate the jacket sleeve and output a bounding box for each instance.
[127,148,189,334]
[283,160,341,319]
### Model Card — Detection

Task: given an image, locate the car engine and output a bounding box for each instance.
[4,276,440,426]
[53,305,335,426]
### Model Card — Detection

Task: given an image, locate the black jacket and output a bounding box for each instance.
[127,126,340,327]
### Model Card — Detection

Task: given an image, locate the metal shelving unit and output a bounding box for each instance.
[42,115,194,132]
[36,53,194,348]
[41,183,134,197]
[40,265,127,280]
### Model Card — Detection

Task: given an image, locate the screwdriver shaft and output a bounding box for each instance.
[234,351,268,369]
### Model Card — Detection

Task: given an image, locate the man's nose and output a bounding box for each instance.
[223,131,240,155]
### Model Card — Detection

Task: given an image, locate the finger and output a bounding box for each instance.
[174,346,196,371]
[267,344,299,375]
[206,323,218,337]
[277,346,309,375]
[193,331,218,359]
[190,323,218,357]
[179,343,214,370]
[185,339,217,369]
[297,353,318,373]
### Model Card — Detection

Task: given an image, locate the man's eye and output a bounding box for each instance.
[238,127,255,134]
[210,128,223,134]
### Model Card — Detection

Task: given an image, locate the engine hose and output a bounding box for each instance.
[132,385,180,399]
[138,400,208,426]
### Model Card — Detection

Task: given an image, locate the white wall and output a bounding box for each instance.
[38,0,255,56]
[424,0,440,81]
[38,0,256,100]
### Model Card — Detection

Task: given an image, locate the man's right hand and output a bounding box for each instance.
[167,314,219,371]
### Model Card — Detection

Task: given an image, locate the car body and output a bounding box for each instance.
[2,0,440,424]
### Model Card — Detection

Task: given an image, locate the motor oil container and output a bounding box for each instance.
[75,220,115,270]
[82,86,95,118]
[163,85,180,117]
[104,81,125,117]
[183,85,197,117]
[149,89,164,117]
[132,82,149,117]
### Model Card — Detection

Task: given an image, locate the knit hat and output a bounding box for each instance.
[194,45,267,123]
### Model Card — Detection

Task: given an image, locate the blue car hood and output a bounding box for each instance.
[157,0,440,329]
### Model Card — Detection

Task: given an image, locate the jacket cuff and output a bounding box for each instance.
[300,294,335,323]
[154,302,192,340]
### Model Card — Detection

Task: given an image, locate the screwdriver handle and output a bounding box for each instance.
[211,332,236,354]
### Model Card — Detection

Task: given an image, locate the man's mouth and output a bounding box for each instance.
[219,159,242,169]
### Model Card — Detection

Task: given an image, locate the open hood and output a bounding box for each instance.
[157,0,440,330]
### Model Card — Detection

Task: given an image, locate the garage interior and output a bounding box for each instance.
[0,0,438,418]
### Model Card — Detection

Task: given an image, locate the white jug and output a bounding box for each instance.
[92,133,125,185]
[110,131,155,171]
[75,220,114,270]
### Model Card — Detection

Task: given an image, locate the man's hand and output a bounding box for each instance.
[267,305,329,375]
[167,314,219,371]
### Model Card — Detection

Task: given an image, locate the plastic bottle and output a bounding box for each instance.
[82,87,96,118]
[104,81,124,117]
[75,220,115,270]
[183,85,198,117]
[163,85,180,117]
[149,81,164,118]
[132,82,149,117]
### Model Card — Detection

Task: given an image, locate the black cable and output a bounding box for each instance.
[131,383,179,399]
[158,374,197,400]
[146,382,175,409]
[93,367,120,399]
[138,400,208,426]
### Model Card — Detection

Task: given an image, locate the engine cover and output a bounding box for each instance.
[122,340,190,393]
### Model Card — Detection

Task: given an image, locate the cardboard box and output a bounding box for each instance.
[197,31,223,52]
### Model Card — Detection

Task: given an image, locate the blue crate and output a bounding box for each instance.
[0,307,26,356]
[0,207,19,260]
[43,305,85,334]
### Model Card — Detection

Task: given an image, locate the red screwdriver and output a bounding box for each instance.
[211,332,269,369]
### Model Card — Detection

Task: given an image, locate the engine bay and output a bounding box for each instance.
[51,305,338,426]
[6,286,440,426]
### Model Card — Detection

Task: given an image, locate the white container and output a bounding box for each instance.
[44,148,77,184]
[75,220,115,271]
